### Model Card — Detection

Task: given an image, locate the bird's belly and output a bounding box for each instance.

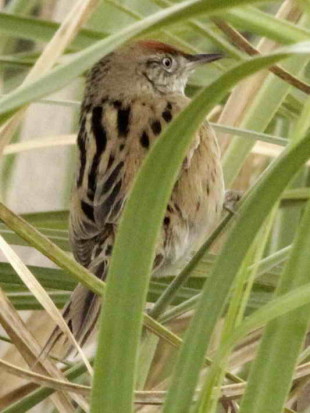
[158,157,224,276]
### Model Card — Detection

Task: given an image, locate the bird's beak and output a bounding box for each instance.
[186,53,223,69]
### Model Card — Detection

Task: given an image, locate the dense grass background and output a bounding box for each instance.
[1,0,310,412]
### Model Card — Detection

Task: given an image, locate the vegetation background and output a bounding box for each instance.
[1,0,310,412]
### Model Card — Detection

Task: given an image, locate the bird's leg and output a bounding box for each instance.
[223,189,243,214]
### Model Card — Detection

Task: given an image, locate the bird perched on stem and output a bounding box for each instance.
[46,39,225,353]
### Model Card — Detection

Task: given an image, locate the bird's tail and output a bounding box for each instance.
[39,256,109,360]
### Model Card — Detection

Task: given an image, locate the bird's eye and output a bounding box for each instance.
[162,57,173,69]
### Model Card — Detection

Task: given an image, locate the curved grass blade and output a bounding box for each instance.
[164,133,310,413]
[239,200,310,413]
[224,6,310,44]
[0,12,108,49]
[0,0,265,120]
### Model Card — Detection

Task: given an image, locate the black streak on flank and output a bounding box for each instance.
[154,253,164,270]
[88,106,107,198]
[92,106,107,153]
[82,291,95,318]
[140,131,150,148]
[81,201,95,222]
[164,216,170,226]
[67,319,73,332]
[162,107,172,123]
[113,198,123,217]
[117,106,131,137]
[151,120,162,135]
[77,117,86,187]
[102,180,122,220]
[103,162,124,193]
[108,154,115,168]
[113,100,122,108]
[96,261,106,278]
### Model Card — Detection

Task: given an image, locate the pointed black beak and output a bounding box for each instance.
[187,53,224,65]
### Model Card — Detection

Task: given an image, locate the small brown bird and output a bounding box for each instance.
[47,40,225,352]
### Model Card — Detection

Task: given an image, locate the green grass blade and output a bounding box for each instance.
[0,263,75,290]
[223,6,310,44]
[7,291,69,310]
[0,12,108,49]
[0,0,265,121]
[163,125,310,412]
[0,226,70,250]
[18,210,69,230]
[211,123,288,146]
[239,199,310,413]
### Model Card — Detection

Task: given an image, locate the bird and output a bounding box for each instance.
[45,39,225,354]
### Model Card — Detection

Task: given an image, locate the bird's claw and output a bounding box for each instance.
[223,190,243,214]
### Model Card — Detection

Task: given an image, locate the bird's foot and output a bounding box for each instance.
[223,190,243,214]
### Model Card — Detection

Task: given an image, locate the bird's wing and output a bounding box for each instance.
[69,102,130,265]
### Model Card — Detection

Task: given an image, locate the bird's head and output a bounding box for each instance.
[131,40,222,95]
[86,40,222,102]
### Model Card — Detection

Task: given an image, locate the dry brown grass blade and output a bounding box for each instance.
[0,358,183,406]
[212,18,310,94]
[0,288,88,412]
[0,311,54,404]
[0,235,93,376]
[0,383,38,410]
[216,0,301,149]
[0,358,90,396]
[251,141,310,167]
[0,0,99,156]
[0,355,254,405]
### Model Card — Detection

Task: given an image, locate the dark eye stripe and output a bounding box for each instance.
[146,59,160,67]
